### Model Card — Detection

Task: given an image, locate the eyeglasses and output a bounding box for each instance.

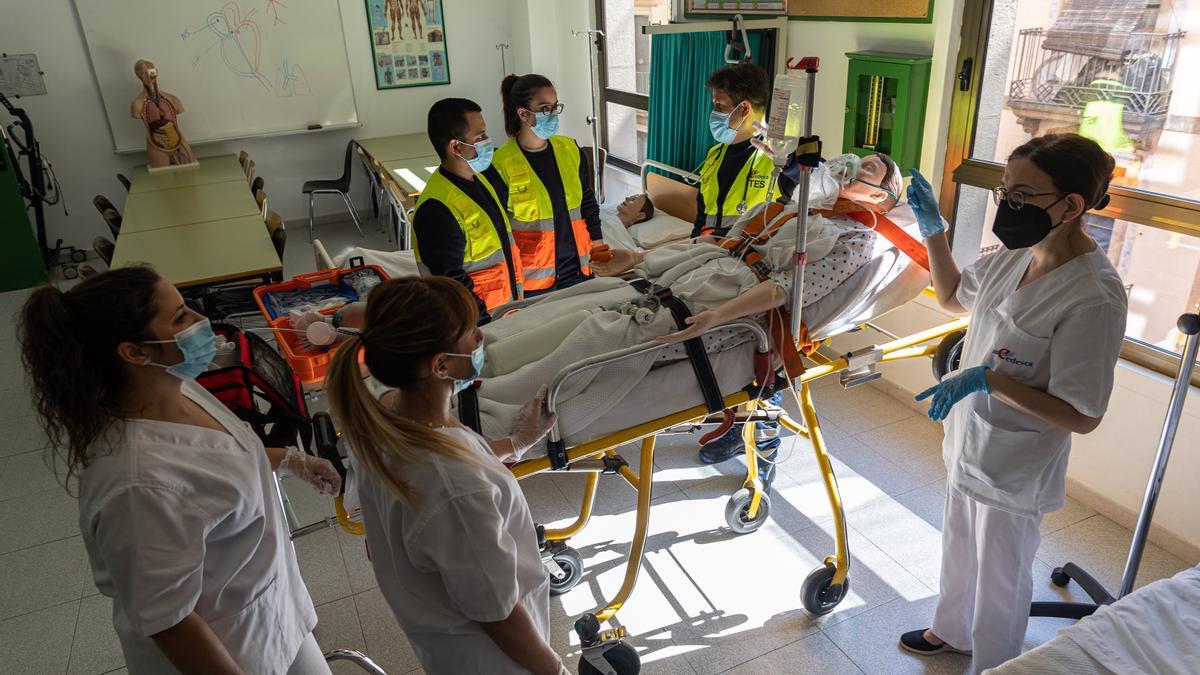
[850,177,899,204]
[527,103,565,116]
[991,186,1062,210]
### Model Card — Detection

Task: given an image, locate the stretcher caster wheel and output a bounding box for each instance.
[1050,567,1071,588]
[578,640,640,675]
[801,562,848,616]
[724,488,771,534]
[546,545,584,595]
[70,249,87,263]
[932,329,967,381]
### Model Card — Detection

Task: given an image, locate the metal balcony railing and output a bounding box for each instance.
[1008,28,1184,117]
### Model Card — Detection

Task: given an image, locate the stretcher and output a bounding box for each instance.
[491,265,967,675]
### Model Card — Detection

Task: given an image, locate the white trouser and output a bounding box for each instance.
[286,633,333,675]
[932,486,1043,674]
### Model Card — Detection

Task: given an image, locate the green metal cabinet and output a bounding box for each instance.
[842,51,932,173]
[0,134,48,291]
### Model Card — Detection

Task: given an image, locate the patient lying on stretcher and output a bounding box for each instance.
[467,153,904,452]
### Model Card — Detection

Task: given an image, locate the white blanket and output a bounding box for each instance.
[988,565,1200,674]
[477,207,873,450]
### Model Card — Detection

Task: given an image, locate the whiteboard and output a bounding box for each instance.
[74,0,359,152]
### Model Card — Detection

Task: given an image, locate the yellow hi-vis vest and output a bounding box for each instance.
[493,135,592,290]
[414,170,524,311]
[697,142,778,235]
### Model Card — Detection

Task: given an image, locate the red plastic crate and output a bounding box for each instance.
[253,266,388,385]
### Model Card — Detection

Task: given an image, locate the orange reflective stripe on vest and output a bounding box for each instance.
[494,136,591,290]
[414,171,524,310]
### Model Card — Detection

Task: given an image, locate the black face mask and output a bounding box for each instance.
[991,195,1067,250]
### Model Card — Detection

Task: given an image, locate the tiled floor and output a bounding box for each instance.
[2,185,1195,673]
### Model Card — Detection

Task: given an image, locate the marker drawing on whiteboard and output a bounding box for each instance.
[182,1,271,90]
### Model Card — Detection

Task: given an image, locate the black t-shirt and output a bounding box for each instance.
[519,142,602,289]
[411,165,516,323]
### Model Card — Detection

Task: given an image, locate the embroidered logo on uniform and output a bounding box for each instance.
[993,348,1034,367]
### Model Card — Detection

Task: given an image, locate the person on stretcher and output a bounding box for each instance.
[592,152,902,343]
[460,152,904,457]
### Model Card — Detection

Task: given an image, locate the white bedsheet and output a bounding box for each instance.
[988,565,1200,674]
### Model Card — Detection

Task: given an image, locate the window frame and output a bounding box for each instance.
[940,0,1200,385]
[594,0,653,173]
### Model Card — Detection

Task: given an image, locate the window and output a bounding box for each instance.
[944,0,1200,372]
[597,0,673,168]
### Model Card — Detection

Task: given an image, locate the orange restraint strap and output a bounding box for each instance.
[836,205,931,272]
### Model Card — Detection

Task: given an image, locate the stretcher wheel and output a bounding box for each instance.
[801,562,849,616]
[932,329,967,381]
[578,640,640,675]
[547,545,584,595]
[724,489,771,534]
[70,249,87,262]
[62,266,79,280]
[1050,567,1071,588]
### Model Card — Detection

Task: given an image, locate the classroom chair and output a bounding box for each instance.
[301,140,364,241]
[255,189,268,218]
[265,210,288,260]
[93,195,122,238]
[116,173,131,192]
[250,175,265,195]
[245,159,256,183]
[239,150,249,169]
[93,237,115,266]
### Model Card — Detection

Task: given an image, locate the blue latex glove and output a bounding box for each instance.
[915,365,991,421]
[907,168,946,238]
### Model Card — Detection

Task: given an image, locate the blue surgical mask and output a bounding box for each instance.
[529,111,559,140]
[457,138,494,172]
[144,318,219,380]
[444,343,485,394]
[709,107,740,145]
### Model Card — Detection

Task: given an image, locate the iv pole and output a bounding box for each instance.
[572,27,605,200]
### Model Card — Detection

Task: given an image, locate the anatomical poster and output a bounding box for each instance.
[364,0,449,89]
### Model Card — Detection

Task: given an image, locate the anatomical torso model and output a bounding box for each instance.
[130,59,196,168]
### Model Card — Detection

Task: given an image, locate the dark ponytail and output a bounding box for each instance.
[18,266,162,487]
[501,73,554,138]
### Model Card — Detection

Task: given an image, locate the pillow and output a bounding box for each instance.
[629,212,694,248]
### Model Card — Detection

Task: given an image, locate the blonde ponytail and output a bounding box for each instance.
[325,277,483,503]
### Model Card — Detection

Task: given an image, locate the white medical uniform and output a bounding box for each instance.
[78,380,322,675]
[352,425,551,674]
[931,246,1127,674]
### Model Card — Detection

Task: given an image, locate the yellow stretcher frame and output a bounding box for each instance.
[507,309,970,655]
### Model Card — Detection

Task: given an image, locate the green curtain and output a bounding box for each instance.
[646,30,766,181]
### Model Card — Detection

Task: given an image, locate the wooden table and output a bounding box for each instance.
[111,215,282,287]
[355,133,434,163]
[115,155,281,287]
[127,154,245,194]
[121,181,262,233]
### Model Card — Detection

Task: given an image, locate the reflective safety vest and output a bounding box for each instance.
[493,135,592,291]
[697,143,778,235]
[414,170,524,311]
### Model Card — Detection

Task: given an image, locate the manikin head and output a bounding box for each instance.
[616,193,656,227]
[134,60,159,90]
[837,153,903,213]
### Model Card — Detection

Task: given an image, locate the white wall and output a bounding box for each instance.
[1,0,568,250]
